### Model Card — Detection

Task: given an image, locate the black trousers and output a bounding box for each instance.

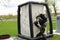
[36,32,46,40]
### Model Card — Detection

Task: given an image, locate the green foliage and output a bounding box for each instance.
[0,14,17,19]
[45,0,57,16]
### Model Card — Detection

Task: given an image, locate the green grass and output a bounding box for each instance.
[0,16,60,40]
[46,16,56,32]
[0,20,18,36]
[47,35,60,40]
[47,16,60,40]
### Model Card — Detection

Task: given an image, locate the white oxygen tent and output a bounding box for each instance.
[20,3,44,37]
[18,1,53,40]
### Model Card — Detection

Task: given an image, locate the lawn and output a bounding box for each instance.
[47,16,60,40]
[0,16,60,40]
[47,35,60,40]
[0,20,18,37]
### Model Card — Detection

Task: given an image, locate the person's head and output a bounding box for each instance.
[36,14,47,25]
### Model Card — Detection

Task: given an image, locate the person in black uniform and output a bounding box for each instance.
[34,14,47,40]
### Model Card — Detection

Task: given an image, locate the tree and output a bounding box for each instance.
[45,0,57,16]
[0,0,11,7]
[52,0,57,16]
[45,0,47,2]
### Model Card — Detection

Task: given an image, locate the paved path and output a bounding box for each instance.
[53,30,60,35]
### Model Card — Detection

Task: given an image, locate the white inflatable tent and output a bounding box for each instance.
[20,3,44,37]
[18,1,53,40]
